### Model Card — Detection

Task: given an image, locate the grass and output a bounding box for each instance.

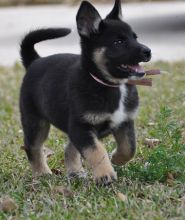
[0,61,185,220]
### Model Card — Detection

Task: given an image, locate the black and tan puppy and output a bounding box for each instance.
[20,0,151,185]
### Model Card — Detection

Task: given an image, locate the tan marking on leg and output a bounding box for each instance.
[30,146,52,176]
[111,128,135,166]
[29,122,51,176]
[84,139,117,184]
[64,142,85,176]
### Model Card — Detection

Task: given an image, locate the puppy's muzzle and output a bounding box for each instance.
[140,45,152,62]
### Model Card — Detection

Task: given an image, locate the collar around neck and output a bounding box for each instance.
[89,73,120,88]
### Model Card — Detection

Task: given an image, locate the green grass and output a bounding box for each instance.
[0,61,185,220]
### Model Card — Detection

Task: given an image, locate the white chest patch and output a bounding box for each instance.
[110,85,128,128]
[83,85,138,128]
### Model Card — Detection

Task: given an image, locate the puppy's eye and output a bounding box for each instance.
[114,39,127,45]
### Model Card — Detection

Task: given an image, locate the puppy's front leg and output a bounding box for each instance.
[83,138,117,185]
[111,120,136,166]
[69,123,117,185]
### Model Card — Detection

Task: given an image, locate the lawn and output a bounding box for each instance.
[0,61,185,220]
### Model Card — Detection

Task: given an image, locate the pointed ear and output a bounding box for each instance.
[106,0,122,20]
[76,1,102,37]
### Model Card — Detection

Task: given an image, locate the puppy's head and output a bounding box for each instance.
[76,0,152,84]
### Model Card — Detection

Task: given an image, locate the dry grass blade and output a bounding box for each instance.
[144,138,161,148]
[53,186,74,198]
[116,192,128,202]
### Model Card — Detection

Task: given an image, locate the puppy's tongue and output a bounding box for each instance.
[128,64,144,73]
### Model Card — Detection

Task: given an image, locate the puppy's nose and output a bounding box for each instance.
[143,48,151,59]
[141,46,151,61]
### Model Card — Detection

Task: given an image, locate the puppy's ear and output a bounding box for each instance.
[76,1,102,37]
[106,0,122,20]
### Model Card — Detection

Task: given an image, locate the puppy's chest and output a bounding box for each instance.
[84,85,138,128]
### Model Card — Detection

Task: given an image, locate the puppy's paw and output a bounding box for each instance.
[95,170,117,186]
[111,151,128,166]
[32,164,52,177]
[94,164,117,186]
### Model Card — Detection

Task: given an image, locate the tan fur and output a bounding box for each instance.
[93,48,128,85]
[29,121,52,176]
[64,142,85,175]
[111,129,135,165]
[30,147,52,176]
[84,138,117,183]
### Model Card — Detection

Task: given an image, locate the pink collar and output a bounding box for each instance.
[89,73,120,88]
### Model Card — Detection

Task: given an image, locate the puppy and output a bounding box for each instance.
[20,0,151,185]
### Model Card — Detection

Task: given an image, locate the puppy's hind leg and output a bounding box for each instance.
[21,111,51,176]
[64,141,86,178]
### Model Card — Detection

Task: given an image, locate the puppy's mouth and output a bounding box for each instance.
[118,64,146,79]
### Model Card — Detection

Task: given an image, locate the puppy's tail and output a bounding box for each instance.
[20,28,71,69]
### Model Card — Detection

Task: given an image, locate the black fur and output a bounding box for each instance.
[20,28,71,68]
[20,0,151,177]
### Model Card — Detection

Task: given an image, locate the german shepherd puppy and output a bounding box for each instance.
[20,0,151,185]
